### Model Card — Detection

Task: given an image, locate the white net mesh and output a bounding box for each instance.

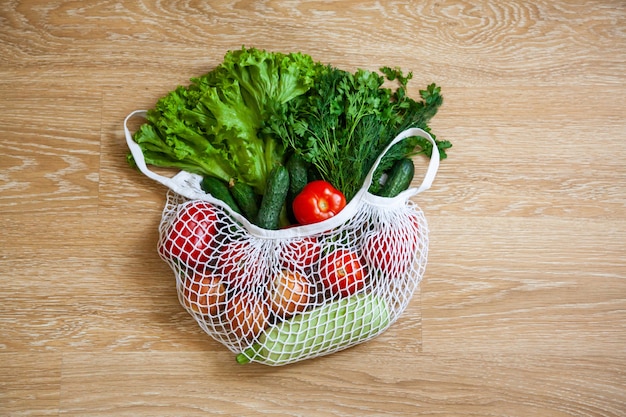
[157,189,429,366]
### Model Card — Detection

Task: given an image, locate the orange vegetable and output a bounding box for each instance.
[181,273,227,316]
[269,269,314,319]
[225,291,269,340]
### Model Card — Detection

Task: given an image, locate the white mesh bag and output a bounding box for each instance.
[125,110,439,366]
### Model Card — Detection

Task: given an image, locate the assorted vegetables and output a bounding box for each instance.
[158,198,419,363]
[132,46,449,364]
[130,46,450,229]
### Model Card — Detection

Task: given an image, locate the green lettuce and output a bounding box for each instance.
[129,47,322,194]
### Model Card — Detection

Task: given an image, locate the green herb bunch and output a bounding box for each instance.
[264,65,450,201]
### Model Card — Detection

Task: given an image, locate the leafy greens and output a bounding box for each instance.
[129,47,322,194]
[263,65,450,200]
[129,47,450,201]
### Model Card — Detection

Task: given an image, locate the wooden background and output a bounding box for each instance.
[1,1,625,415]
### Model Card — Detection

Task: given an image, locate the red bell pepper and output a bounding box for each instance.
[292,180,346,225]
[158,201,219,272]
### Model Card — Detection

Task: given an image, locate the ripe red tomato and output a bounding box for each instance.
[280,236,322,270]
[159,201,219,271]
[292,180,346,225]
[318,249,366,297]
[363,213,421,277]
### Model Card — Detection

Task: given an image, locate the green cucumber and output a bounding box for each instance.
[286,153,309,197]
[378,158,415,198]
[200,176,242,214]
[255,166,290,230]
[230,180,259,221]
[285,153,309,222]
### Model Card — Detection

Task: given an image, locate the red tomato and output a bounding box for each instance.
[318,249,366,297]
[292,180,346,225]
[181,273,227,316]
[363,213,421,277]
[280,236,322,270]
[159,201,219,271]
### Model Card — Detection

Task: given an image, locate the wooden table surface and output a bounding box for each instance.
[2,1,625,416]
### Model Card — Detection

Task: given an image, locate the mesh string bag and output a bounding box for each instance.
[125,110,439,366]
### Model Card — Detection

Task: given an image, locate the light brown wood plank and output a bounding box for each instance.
[0,352,62,416]
[416,83,626,220]
[0,211,200,352]
[1,1,624,85]
[423,216,626,356]
[56,352,625,417]
[0,84,102,214]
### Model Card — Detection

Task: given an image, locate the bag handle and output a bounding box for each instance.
[124,110,439,238]
[362,127,440,198]
[124,110,212,201]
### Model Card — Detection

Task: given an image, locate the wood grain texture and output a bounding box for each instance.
[0,85,102,213]
[1,0,625,416]
[55,352,625,417]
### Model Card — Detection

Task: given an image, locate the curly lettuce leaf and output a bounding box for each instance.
[129,47,322,194]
